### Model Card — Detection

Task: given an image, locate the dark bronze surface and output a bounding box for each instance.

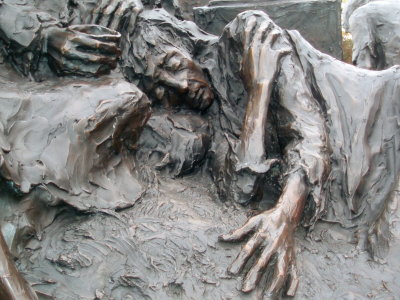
[0,0,399,299]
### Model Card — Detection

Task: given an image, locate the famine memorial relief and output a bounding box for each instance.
[0,0,399,299]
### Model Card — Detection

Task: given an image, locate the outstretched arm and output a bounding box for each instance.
[219,11,329,297]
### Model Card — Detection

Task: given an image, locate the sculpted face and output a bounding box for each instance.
[153,49,214,111]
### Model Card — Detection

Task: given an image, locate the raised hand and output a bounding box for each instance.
[46,25,121,76]
[242,24,291,89]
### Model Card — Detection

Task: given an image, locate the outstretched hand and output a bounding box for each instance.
[219,207,299,297]
[46,25,121,76]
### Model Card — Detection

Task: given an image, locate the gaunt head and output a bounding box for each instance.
[123,9,214,111]
[152,48,214,111]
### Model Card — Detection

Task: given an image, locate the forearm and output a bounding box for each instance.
[274,49,329,222]
[275,170,308,225]
[238,81,273,165]
[0,231,38,300]
[235,14,291,169]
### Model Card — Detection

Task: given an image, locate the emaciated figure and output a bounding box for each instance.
[0,0,399,299]
[125,8,400,296]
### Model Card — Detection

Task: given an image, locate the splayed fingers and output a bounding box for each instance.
[219,208,299,297]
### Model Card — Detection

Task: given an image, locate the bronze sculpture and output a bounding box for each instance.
[128,9,399,295]
[0,0,399,299]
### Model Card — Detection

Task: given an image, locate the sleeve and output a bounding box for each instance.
[0,2,60,77]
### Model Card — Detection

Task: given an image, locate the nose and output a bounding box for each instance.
[167,77,188,92]
[157,70,188,92]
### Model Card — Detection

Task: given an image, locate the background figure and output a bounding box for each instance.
[342,0,378,32]
[343,0,400,69]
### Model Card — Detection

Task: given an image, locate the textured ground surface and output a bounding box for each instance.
[1,174,399,300]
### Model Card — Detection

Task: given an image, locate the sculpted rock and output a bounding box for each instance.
[0,75,151,211]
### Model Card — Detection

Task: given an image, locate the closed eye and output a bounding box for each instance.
[165,55,183,71]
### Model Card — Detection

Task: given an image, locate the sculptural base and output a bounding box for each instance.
[2,176,399,300]
[193,0,342,58]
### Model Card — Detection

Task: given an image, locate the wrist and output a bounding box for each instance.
[275,170,308,225]
[42,24,64,54]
